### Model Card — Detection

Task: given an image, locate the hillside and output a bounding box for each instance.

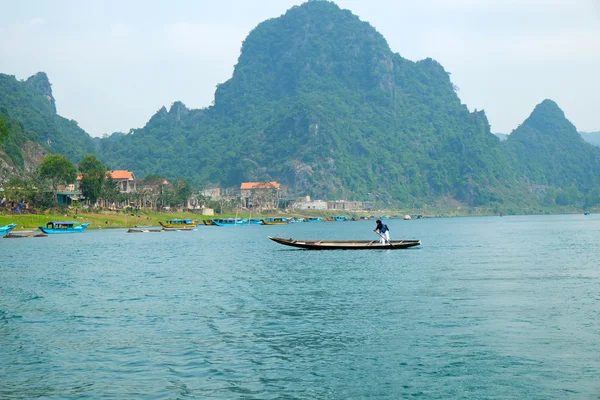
[97,0,516,206]
[0,72,97,163]
[0,108,48,182]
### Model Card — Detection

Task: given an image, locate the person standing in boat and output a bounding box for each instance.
[374,219,390,244]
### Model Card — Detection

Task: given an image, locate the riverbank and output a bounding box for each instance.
[1,205,594,231]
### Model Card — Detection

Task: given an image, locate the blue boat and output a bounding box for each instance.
[211,218,248,226]
[0,223,17,234]
[39,221,90,234]
[305,217,323,222]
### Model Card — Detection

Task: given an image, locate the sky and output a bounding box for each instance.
[1,0,599,137]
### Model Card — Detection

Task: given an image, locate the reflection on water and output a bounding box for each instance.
[1,215,599,398]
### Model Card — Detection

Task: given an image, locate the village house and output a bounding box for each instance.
[240,181,281,209]
[76,170,137,193]
[292,196,328,210]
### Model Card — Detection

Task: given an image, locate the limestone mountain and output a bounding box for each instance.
[97,0,515,206]
[504,99,600,191]
[0,72,97,163]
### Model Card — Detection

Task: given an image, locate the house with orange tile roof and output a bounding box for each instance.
[108,170,137,193]
[240,181,282,209]
[77,170,137,193]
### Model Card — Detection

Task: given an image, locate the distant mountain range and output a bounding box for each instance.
[579,131,600,147]
[1,0,599,209]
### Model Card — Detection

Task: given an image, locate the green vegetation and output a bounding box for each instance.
[78,154,106,203]
[38,154,77,203]
[0,72,97,163]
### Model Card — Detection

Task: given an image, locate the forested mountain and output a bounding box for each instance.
[96,0,517,205]
[504,100,600,191]
[1,1,598,209]
[0,72,97,163]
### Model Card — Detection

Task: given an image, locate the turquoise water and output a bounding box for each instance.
[1,215,599,399]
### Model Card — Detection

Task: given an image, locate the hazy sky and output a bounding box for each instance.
[1,0,598,137]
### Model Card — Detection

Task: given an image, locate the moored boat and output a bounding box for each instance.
[0,223,17,234]
[127,227,162,233]
[269,236,421,250]
[305,217,323,222]
[4,230,48,238]
[261,217,289,225]
[38,221,90,234]
[211,218,247,226]
[159,219,197,229]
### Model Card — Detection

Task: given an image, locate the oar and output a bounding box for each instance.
[374,230,395,248]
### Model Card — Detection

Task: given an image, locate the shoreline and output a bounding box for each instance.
[1,207,595,231]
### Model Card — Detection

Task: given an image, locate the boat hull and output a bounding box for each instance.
[127,227,162,233]
[38,222,89,234]
[269,236,421,250]
[0,224,17,234]
[4,231,48,238]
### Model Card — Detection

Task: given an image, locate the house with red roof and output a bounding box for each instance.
[240,181,281,209]
[77,170,137,193]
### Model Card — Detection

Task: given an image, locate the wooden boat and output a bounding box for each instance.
[202,219,215,226]
[0,223,17,234]
[261,217,289,225]
[38,221,90,234]
[269,236,421,250]
[4,230,48,238]
[159,219,197,229]
[127,227,162,233]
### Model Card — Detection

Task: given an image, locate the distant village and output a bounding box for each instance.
[47,169,375,214]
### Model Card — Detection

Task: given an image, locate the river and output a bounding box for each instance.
[1,214,599,399]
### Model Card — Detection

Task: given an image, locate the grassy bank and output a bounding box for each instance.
[0,211,213,230]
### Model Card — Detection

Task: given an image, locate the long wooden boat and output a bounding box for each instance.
[269,236,421,250]
[39,221,90,234]
[261,217,289,225]
[4,230,48,238]
[0,223,17,234]
[159,219,197,229]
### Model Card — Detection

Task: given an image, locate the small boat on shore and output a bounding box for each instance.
[0,223,17,234]
[4,230,48,238]
[269,236,421,250]
[159,219,197,229]
[39,221,90,234]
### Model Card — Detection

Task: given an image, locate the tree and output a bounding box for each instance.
[175,179,192,207]
[38,154,77,204]
[78,154,106,204]
[102,175,121,207]
[0,115,9,144]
